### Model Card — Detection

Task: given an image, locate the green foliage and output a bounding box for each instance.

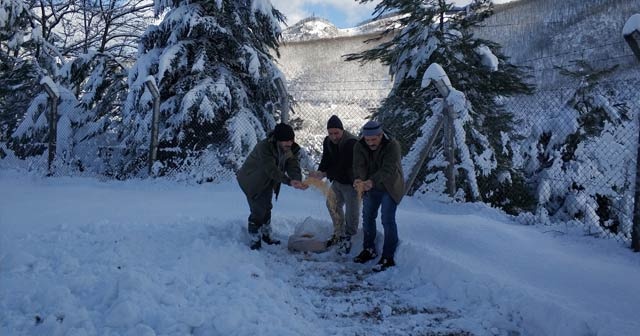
[348,0,534,210]
[0,53,39,141]
[63,53,128,134]
[477,170,536,215]
[556,61,625,163]
[547,60,630,234]
[119,0,287,177]
[0,0,38,141]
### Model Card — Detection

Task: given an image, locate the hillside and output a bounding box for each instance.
[279,0,640,88]
[478,0,640,86]
[276,1,640,238]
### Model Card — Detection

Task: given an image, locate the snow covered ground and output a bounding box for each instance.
[1,170,639,336]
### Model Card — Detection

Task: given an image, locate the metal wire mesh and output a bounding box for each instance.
[290,78,640,244]
[2,78,639,245]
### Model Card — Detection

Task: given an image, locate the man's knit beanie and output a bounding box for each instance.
[274,123,295,141]
[362,120,383,136]
[326,115,344,130]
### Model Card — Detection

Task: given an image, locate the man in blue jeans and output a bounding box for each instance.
[352,120,404,272]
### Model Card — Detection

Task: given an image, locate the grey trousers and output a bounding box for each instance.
[327,181,360,237]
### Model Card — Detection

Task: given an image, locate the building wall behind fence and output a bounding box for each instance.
[278,33,392,164]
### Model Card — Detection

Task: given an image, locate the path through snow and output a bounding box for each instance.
[264,240,486,336]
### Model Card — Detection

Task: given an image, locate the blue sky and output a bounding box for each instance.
[270,0,379,29]
[270,0,515,29]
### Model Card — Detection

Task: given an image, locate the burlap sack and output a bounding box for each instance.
[287,232,328,253]
[287,216,331,253]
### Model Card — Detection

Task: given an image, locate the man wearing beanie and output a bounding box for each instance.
[352,120,404,272]
[309,115,359,255]
[237,123,308,250]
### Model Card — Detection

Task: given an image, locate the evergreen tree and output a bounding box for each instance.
[0,0,38,143]
[526,61,634,237]
[4,0,148,173]
[9,52,127,174]
[347,0,534,212]
[58,51,128,173]
[119,0,287,179]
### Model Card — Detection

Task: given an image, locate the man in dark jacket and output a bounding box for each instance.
[237,123,308,250]
[309,115,359,255]
[352,120,404,272]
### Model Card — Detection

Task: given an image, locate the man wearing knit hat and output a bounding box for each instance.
[309,115,359,255]
[352,120,404,272]
[237,123,308,250]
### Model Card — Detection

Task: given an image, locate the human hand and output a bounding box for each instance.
[291,180,309,190]
[308,171,325,179]
[353,179,363,189]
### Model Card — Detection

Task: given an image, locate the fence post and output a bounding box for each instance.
[633,114,640,251]
[42,78,59,175]
[405,68,459,195]
[404,115,444,195]
[443,105,456,197]
[621,14,640,250]
[415,75,458,196]
[274,77,289,123]
[145,77,160,175]
[623,14,640,62]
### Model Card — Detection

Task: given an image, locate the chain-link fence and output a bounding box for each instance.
[2,76,640,248]
[506,79,639,244]
[289,77,640,248]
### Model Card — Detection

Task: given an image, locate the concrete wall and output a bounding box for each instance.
[277,33,392,103]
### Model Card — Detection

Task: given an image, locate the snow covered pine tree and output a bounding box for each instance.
[526,61,635,238]
[1,0,38,153]
[6,0,139,173]
[347,0,534,212]
[119,0,288,180]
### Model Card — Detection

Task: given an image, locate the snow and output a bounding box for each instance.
[446,88,469,119]
[421,63,452,94]
[402,102,444,182]
[39,76,60,99]
[622,13,640,36]
[251,0,280,32]
[1,171,639,336]
[0,0,26,29]
[453,118,481,199]
[281,17,340,41]
[0,6,6,26]
[242,45,261,82]
[281,15,403,42]
[475,45,499,71]
[157,42,189,83]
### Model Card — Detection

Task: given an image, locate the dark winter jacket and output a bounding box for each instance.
[353,133,405,204]
[236,133,302,200]
[317,131,358,185]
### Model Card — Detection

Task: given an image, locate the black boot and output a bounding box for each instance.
[250,236,262,250]
[248,221,261,250]
[336,236,352,255]
[325,234,339,248]
[261,222,280,245]
[262,235,281,245]
[353,248,377,263]
[372,256,395,272]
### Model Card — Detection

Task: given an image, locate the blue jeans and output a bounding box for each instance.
[362,189,398,258]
